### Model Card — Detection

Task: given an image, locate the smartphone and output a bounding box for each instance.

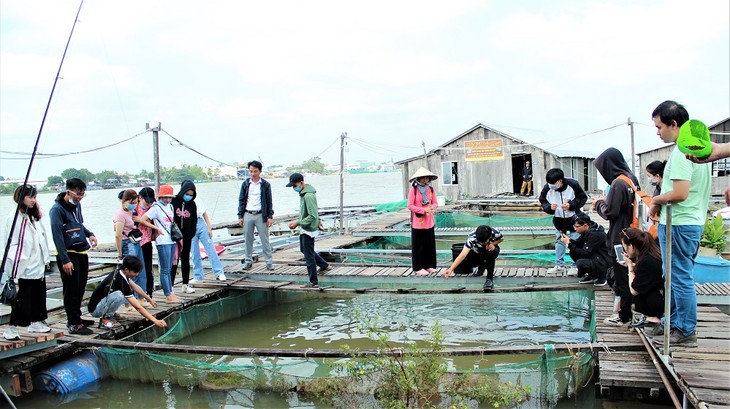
[614,244,625,263]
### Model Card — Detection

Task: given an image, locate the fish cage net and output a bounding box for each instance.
[93,291,598,404]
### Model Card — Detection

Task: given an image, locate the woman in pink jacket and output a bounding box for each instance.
[407,167,439,276]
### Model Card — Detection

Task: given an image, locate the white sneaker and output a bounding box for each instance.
[216,273,227,281]
[188,278,202,285]
[567,267,578,276]
[546,266,566,274]
[3,326,19,340]
[28,321,52,333]
[182,284,196,294]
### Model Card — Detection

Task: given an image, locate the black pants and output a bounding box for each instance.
[58,252,89,326]
[170,235,192,285]
[575,258,607,280]
[461,247,500,279]
[613,261,633,323]
[9,278,48,327]
[634,290,664,319]
[411,227,437,271]
[141,241,154,295]
[300,233,328,285]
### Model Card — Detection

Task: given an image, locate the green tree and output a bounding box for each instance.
[298,157,325,173]
[60,168,94,183]
[47,175,64,189]
[96,170,121,184]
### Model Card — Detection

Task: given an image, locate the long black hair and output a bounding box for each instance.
[13,185,41,221]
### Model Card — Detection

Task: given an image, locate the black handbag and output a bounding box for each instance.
[128,228,143,244]
[63,221,88,249]
[0,279,17,306]
[156,204,184,241]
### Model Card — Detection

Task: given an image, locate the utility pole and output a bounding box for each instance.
[628,118,636,174]
[339,132,347,235]
[421,141,427,160]
[147,122,161,193]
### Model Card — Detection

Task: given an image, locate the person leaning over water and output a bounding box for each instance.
[2,185,52,340]
[237,160,275,271]
[87,256,166,329]
[49,178,98,336]
[442,225,503,291]
[138,185,181,303]
[113,189,146,301]
[407,167,439,276]
[286,173,331,288]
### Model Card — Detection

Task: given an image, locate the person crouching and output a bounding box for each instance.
[562,213,611,286]
[442,225,503,291]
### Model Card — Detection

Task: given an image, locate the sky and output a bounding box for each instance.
[1,0,728,180]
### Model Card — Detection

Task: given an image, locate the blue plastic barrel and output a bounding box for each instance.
[33,351,106,394]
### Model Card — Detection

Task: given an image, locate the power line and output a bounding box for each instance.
[0,130,150,159]
[159,128,237,167]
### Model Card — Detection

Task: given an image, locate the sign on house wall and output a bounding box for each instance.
[465,139,504,161]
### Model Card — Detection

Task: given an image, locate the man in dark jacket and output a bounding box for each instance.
[563,213,611,286]
[49,178,98,335]
[593,147,640,326]
[237,160,274,270]
[520,161,533,196]
[170,180,197,294]
[538,168,588,275]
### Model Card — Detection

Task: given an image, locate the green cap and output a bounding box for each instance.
[677,119,711,159]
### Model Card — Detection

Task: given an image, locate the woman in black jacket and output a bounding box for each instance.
[621,227,664,329]
[170,180,198,294]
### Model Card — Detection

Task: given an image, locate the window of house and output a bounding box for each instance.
[712,158,728,177]
[442,161,458,185]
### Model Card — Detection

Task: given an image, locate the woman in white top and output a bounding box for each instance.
[3,185,51,340]
[138,185,181,302]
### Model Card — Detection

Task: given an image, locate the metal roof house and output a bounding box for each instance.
[395,124,598,202]
[637,117,730,197]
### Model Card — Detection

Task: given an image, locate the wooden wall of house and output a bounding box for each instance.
[398,127,596,201]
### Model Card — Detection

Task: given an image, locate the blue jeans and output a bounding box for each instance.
[156,243,176,296]
[555,231,579,267]
[243,213,273,265]
[122,239,146,299]
[300,233,328,285]
[192,219,224,279]
[90,290,126,318]
[658,224,701,336]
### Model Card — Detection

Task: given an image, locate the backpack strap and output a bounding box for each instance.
[616,175,639,229]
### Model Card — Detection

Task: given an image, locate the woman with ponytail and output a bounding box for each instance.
[621,227,664,328]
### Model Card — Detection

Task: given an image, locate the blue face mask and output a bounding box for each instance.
[126,203,137,211]
[183,195,193,202]
[293,186,303,193]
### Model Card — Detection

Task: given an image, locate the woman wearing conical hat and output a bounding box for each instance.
[407,167,439,276]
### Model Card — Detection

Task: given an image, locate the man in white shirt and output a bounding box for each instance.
[237,160,274,270]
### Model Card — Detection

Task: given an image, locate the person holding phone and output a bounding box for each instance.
[561,213,612,287]
[621,228,664,331]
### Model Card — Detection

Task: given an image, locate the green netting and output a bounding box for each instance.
[373,196,452,212]
[434,212,554,228]
[94,290,598,402]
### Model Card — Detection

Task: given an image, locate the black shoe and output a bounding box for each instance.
[578,277,595,284]
[472,270,484,277]
[81,318,95,326]
[483,278,494,291]
[67,324,93,335]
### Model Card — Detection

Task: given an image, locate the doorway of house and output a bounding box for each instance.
[511,154,533,195]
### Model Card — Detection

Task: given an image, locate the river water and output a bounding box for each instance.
[0,172,405,248]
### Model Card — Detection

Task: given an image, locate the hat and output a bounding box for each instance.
[408,167,438,183]
[158,185,175,198]
[286,173,304,187]
[677,119,712,159]
[139,187,156,203]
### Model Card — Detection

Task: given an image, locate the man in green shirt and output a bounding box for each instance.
[647,100,711,347]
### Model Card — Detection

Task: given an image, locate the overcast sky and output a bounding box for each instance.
[1,0,728,180]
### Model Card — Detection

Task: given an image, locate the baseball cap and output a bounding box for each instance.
[286,173,304,187]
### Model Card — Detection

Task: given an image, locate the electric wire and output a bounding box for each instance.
[159,128,237,167]
[0,130,150,159]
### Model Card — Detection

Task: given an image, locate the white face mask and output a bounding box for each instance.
[548,183,559,191]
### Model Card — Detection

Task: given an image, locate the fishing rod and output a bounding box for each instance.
[0,0,85,286]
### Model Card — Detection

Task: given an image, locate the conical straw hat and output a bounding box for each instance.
[408,167,438,182]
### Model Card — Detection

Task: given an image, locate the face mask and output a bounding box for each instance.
[548,183,559,191]
[126,204,137,211]
[183,195,193,202]
[139,204,149,210]
[293,186,303,193]
[649,177,659,186]
[161,198,171,205]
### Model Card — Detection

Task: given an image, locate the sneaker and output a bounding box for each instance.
[81,318,95,326]
[266,264,275,271]
[242,261,253,270]
[100,318,117,329]
[546,266,566,274]
[668,329,698,347]
[593,278,608,287]
[644,324,664,337]
[67,324,94,335]
[216,273,227,281]
[188,278,202,285]
[318,265,333,274]
[567,267,579,276]
[483,278,494,290]
[3,327,20,340]
[182,284,196,294]
[603,315,627,326]
[301,282,319,288]
[578,277,595,284]
[28,321,52,333]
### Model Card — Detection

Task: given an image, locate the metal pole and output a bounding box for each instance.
[339,132,346,235]
[662,202,673,357]
[628,117,636,174]
[151,122,161,193]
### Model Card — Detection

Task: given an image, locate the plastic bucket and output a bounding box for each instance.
[451,243,472,275]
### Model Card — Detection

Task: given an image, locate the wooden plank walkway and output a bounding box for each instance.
[596,291,730,407]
